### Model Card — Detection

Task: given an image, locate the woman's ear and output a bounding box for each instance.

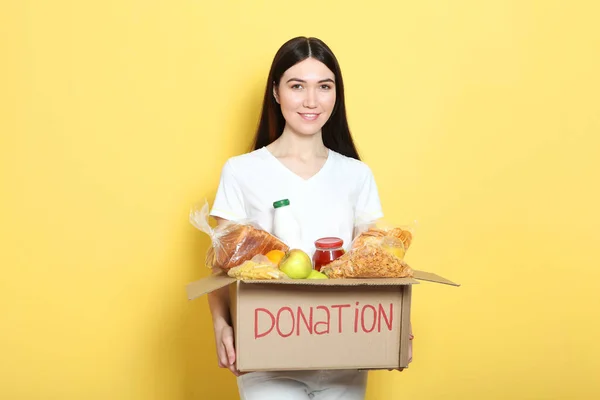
[273,82,279,104]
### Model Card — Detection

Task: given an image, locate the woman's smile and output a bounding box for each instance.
[298,112,321,121]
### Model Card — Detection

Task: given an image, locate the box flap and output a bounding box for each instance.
[186,273,235,300]
[412,270,460,286]
[186,269,457,300]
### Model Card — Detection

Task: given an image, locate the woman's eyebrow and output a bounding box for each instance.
[286,78,335,84]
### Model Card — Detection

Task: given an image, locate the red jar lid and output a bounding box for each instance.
[314,237,344,249]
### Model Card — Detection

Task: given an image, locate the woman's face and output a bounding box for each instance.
[274,57,336,137]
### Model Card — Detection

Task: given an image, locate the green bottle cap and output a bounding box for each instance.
[273,199,290,209]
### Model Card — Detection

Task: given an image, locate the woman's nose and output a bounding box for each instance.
[303,89,317,108]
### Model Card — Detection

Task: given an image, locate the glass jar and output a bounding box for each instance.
[313,237,345,272]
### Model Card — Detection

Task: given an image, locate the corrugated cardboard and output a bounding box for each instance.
[187,270,459,372]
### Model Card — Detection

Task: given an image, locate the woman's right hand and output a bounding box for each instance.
[214,322,241,376]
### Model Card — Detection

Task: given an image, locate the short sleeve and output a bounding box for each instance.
[210,160,247,221]
[355,166,384,225]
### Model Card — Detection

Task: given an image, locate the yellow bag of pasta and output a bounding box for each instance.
[227,255,288,280]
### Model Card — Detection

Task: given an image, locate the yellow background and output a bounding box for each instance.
[1,0,599,399]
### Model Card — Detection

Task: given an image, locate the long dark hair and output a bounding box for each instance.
[252,37,360,160]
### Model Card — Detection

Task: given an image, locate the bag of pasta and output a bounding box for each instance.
[321,225,415,279]
[227,255,288,280]
[190,202,289,272]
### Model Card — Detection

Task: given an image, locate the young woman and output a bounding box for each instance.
[208,36,398,400]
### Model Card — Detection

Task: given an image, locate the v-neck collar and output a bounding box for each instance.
[262,146,332,183]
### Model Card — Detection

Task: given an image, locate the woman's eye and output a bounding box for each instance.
[321,84,332,90]
[291,84,303,89]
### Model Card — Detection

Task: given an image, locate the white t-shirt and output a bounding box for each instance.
[210,147,384,257]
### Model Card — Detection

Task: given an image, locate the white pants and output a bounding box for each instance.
[237,370,367,400]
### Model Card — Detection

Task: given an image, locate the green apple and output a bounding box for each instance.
[307,270,328,279]
[279,249,313,279]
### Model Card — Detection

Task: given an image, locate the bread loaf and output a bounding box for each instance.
[207,223,289,271]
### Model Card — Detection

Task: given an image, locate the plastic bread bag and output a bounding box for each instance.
[189,201,289,273]
[321,241,414,279]
[321,219,417,279]
[352,217,416,254]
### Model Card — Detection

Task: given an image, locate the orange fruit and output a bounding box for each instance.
[265,249,286,266]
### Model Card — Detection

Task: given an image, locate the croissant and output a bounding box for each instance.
[207,223,289,271]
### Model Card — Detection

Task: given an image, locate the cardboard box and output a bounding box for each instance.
[187,270,458,372]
